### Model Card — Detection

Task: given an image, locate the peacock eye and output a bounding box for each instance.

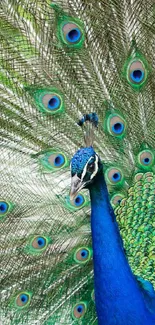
[72,302,87,319]
[31,236,47,250]
[87,162,95,173]
[123,52,149,90]
[62,23,82,44]
[128,60,145,84]
[0,201,9,214]
[87,164,94,171]
[64,192,90,212]
[15,292,31,308]
[0,200,14,219]
[110,193,125,208]
[48,153,65,168]
[74,247,92,264]
[69,193,85,209]
[51,4,84,49]
[137,150,154,170]
[25,235,51,255]
[105,167,124,186]
[106,113,126,138]
[73,194,84,207]
[42,93,61,111]
[26,87,65,115]
[38,150,69,172]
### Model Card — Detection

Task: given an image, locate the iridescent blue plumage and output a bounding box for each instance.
[70,118,155,324]
[71,146,96,177]
[1,1,155,324]
[77,113,99,127]
[0,201,8,214]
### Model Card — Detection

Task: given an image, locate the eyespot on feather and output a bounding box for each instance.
[107,114,126,138]
[51,5,85,49]
[72,302,87,319]
[129,60,145,84]
[67,193,87,210]
[60,20,84,48]
[72,194,85,207]
[0,200,14,219]
[110,193,125,208]
[63,192,90,212]
[15,292,31,309]
[39,151,69,172]
[42,93,61,111]
[48,153,65,168]
[31,236,47,250]
[137,150,154,170]
[105,167,124,186]
[25,235,51,255]
[74,247,92,264]
[26,88,64,115]
[62,23,82,44]
[0,201,9,214]
[123,52,150,90]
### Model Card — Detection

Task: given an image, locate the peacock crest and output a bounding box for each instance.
[0,1,155,324]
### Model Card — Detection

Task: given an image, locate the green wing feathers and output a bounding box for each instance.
[0,0,155,324]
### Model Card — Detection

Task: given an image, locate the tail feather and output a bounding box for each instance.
[1,0,155,323]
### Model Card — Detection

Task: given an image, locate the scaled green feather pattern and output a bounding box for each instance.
[0,0,155,324]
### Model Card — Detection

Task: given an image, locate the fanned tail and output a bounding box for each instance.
[1,0,155,324]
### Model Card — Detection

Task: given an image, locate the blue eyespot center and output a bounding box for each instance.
[0,202,8,214]
[54,154,65,167]
[112,122,124,134]
[74,194,84,206]
[37,237,46,248]
[81,249,88,259]
[77,305,83,313]
[20,294,28,304]
[66,28,81,43]
[130,70,144,83]
[48,96,60,110]
[112,172,121,182]
[143,157,150,165]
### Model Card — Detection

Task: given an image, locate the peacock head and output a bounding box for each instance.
[70,146,102,199]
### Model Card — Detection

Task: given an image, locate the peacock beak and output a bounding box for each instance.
[70,174,85,200]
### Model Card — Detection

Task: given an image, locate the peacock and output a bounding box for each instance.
[1,0,155,324]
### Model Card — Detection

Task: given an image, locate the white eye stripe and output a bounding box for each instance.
[81,155,98,181]
[90,155,98,180]
[81,156,94,181]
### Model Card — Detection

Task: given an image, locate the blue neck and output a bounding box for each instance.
[89,172,154,325]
